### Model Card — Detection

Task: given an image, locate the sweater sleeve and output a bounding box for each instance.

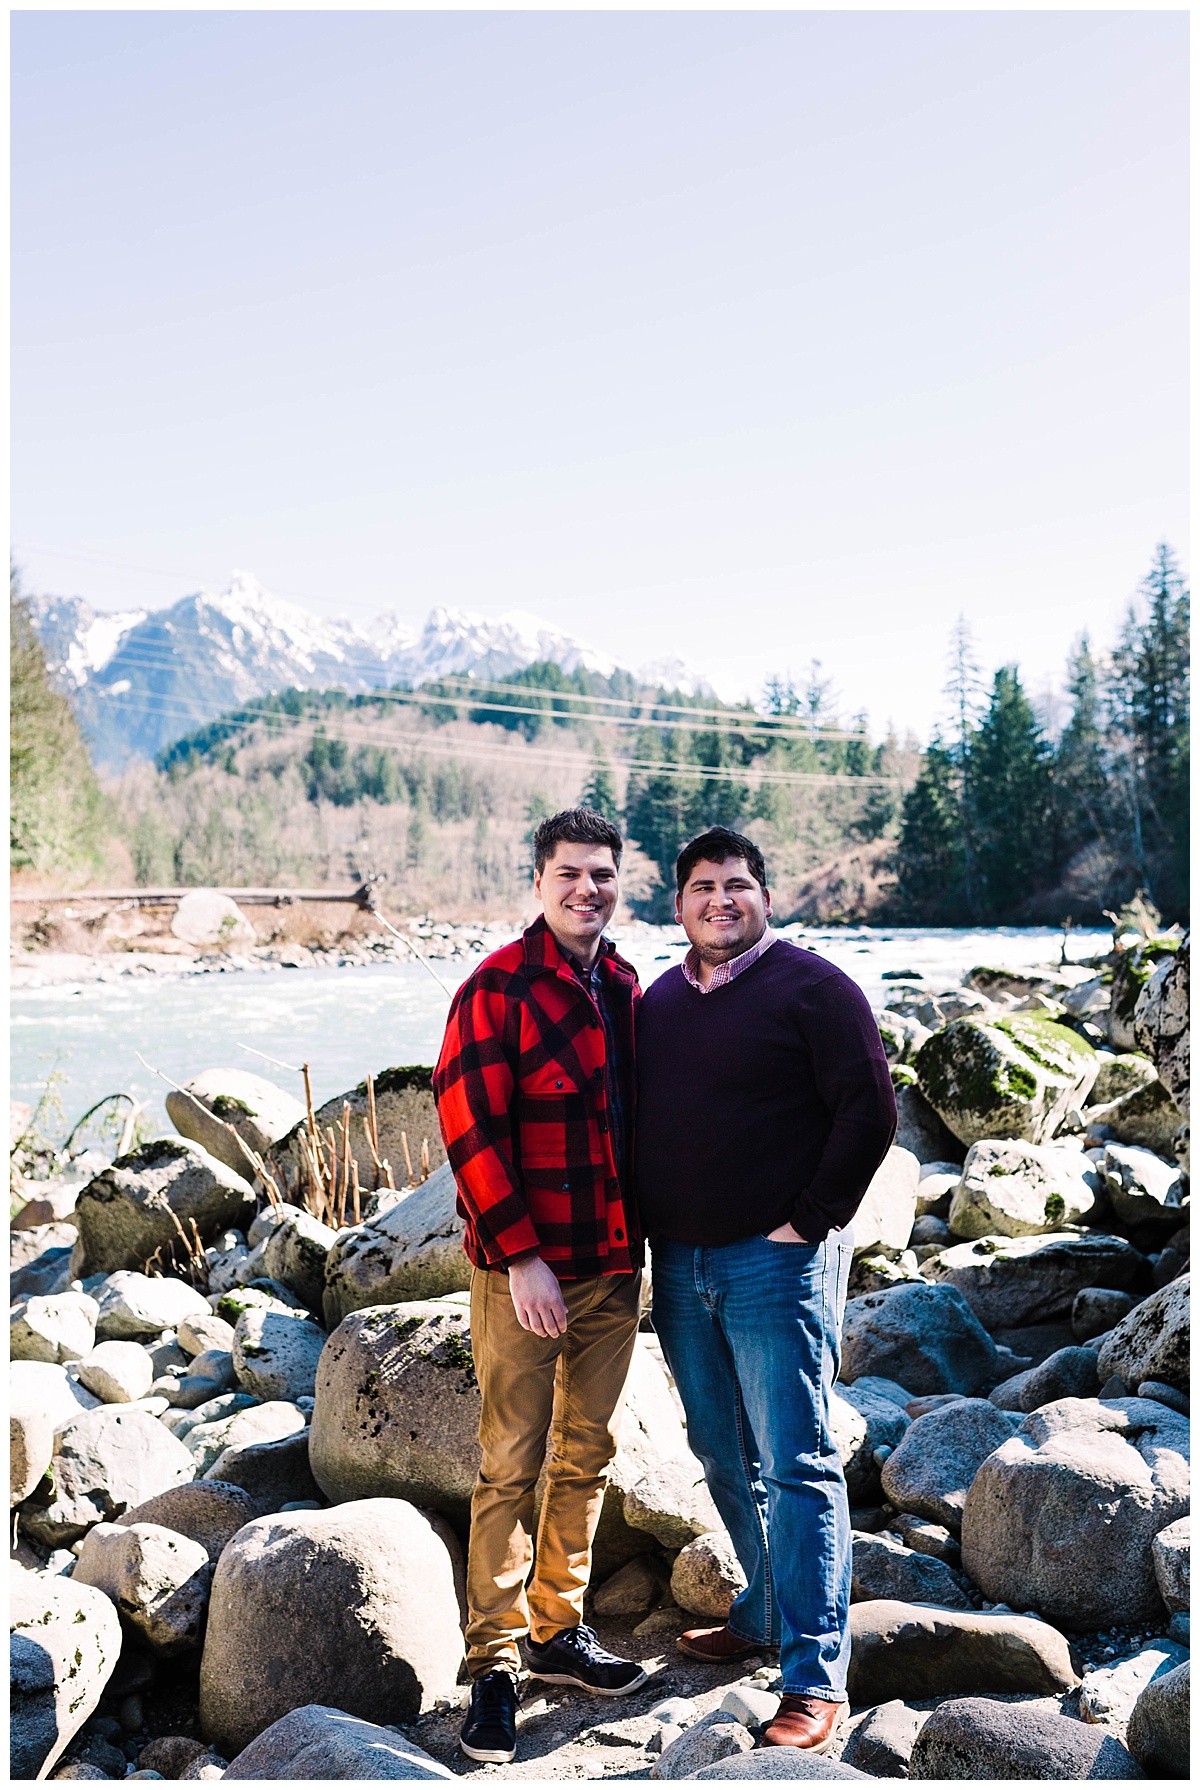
[789,967,897,1244]
[433,969,544,1266]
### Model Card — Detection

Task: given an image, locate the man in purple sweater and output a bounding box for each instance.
[636,827,896,1754]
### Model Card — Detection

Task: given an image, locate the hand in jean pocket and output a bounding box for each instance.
[765,1221,813,1244]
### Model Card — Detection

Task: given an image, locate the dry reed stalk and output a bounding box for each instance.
[350,1158,362,1225]
[366,1075,381,1178]
[338,1103,353,1226]
[399,1130,415,1187]
[420,1138,430,1183]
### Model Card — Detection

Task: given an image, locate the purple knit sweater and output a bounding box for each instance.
[635,939,897,1246]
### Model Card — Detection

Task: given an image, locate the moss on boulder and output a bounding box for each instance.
[914,1016,1098,1149]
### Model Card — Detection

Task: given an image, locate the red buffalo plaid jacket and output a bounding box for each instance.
[433,915,642,1278]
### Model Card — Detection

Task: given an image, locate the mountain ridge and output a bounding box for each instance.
[27,571,713,768]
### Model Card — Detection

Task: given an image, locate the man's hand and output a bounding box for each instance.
[765,1221,813,1244]
[508,1255,569,1337]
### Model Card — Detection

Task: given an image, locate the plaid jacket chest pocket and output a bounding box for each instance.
[516,1066,604,1168]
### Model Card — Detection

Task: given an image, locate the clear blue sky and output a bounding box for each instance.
[12,10,1188,740]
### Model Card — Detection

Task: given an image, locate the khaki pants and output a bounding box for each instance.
[465,1265,642,1677]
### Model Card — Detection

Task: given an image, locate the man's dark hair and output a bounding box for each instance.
[533,807,623,876]
[675,826,768,893]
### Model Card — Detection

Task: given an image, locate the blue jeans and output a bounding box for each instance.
[651,1230,854,1701]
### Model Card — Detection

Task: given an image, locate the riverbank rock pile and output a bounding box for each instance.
[10,936,1190,1780]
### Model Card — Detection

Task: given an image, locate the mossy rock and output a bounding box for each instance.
[274,1066,445,1189]
[914,1017,1098,1149]
[1110,938,1181,1049]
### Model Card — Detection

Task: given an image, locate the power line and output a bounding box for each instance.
[91,684,904,789]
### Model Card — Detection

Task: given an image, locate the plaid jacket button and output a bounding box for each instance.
[562,1182,570,1191]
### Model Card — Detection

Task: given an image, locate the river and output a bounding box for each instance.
[10,924,1108,1148]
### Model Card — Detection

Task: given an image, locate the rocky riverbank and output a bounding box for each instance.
[10,933,1189,1781]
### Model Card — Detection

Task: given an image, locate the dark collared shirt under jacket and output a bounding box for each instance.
[635,936,896,1246]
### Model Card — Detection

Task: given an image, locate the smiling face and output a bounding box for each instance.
[677,855,772,965]
[534,840,620,965]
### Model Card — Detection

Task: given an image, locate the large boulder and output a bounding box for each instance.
[259,1207,338,1312]
[1099,1145,1187,1231]
[20,1405,197,1548]
[205,1430,321,1512]
[92,1270,212,1340]
[75,1339,156,1404]
[309,1302,480,1520]
[1133,935,1189,1116]
[171,888,257,948]
[989,1345,1100,1414]
[117,1481,263,1561]
[1080,1639,1189,1732]
[1125,1658,1189,1778]
[960,1396,1190,1625]
[923,1232,1143,1329]
[274,1067,445,1190]
[1088,1081,1184,1159]
[850,1531,972,1609]
[72,1140,257,1278]
[948,1141,1101,1240]
[829,1383,911,1502]
[1151,1515,1189,1613]
[907,1697,1143,1780]
[11,1400,56,1507]
[1091,1052,1160,1108]
[72,1521,214,1654]
[322,1165,469,1326]
[603,1339,721,1560]
[1110,937,1181,1053]
[845,1601,1079,1701]
[848,1148,919,1256]
[840,1283,1001,1396]
[670,1529,746,1620]
[893,1086,965,1165]
[690,1753,869,1780]
[10,1228,77,1300]
[914,1014,1098,1148]
[186,1400,307,1476]
[222,1704,456,1779]
[10,1290,99,1364]
[1096,1276,1189,1395]
[166,1070,306,1178]
[198,1499,463,1755]
[880,1399,1020,1532]
[232,1306,326,1403]
[10,1568,124,1780]
[11,1359,102,1434]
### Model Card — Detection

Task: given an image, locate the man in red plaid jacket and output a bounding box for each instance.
[434,807,648,1763]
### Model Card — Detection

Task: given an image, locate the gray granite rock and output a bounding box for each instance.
[222,1703,455,1778]
[908,1695,1143,1778]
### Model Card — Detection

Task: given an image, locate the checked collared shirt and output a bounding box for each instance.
[680,926,775,993]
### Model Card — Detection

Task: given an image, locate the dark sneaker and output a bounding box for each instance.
[460,1668,520,1763]
[525,1623,648,1696]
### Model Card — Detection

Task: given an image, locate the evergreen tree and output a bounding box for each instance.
[943,615,985,917]
[1107,543,1190,915]
[1052,634,1110,868]
[10,569,110,878]
[890,740,965,921]
[580,752,618,819]
[971,665,1053,919]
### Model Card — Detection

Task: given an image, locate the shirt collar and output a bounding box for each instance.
[681,926,775,993]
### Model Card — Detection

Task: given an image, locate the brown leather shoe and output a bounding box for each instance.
[676,1625,768,1663]
[762,1695,844,1752]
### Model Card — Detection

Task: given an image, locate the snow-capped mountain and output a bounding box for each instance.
[26,573,714,768]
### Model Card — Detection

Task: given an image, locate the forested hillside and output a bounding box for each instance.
[14,544,1188,926]
[113,663,916,922]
